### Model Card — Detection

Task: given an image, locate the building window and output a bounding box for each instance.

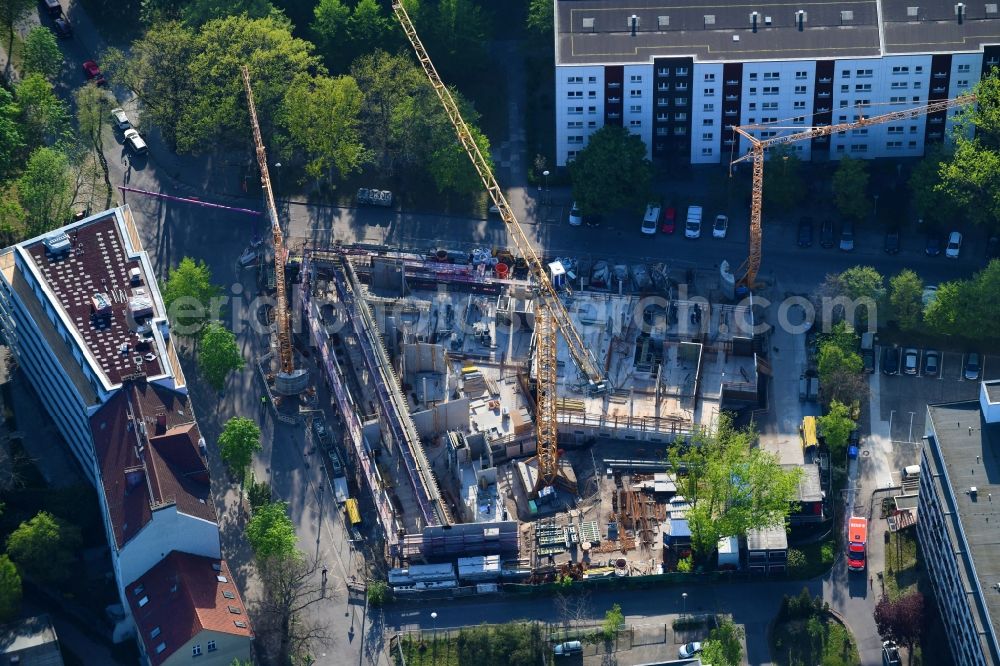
[150,627,161,639]
[748,102,757,110]
[855,84,872,92]
[630,89,642,98]
[840,100,849,108]
[761,117,777,123]
[886,141,903,149]
[890,96,906,104]
[762,102,778,110]
[908,140,917,147]
[674,126,687,135]
[852,128,868,136]
[703,118,714,126]
[676,82,688,91]
[748,72,758,81]
[795,71,808,79]
[703,103,714,112]
[704,73,716,81]
[193,645,202,657]
[629,104,641,113]
[567,76,583,84]
[630,74,643,83]
[657,67,669,76]
[676,67,688,76]
[836,144,845,152]
[887,126,903,134]
[958,79,970,88]
[567,121,582,128]
[207,641,216,653]
[914,81,922,89]
[891,81,908,89]
[588,106,596,114]
[841,69,851,78]
[568,106,583,115]
[567,150,577,159]
[748,87,757,95]
[850,144,868,153]
[763,86,779,95]
[588,76,597,84]
[841,84,850,93]
[958,63,971,73]
[912,96,921,103]
[568,135,584,144]
[892,66,910,75]
[793,100,806,109]
[915,66,924,74]
[704,87,715,96]
[760,130,777,138]
[588,90,597,98]
[794,85,807,94]
[675,112,687,121]
[588,120,597,128]
[763,72,780,80]
[856,69,873,77]
[910,125,918,134]
[855,99,870,107]
[702,132,713,141]
[702,147,713,156]
[794,116,805,124]
[568,91,582,98]
[675,97,688,106]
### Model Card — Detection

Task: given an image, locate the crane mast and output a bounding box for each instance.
[392,1,606,490]
[731,94,975,287]
[241,65,307,395]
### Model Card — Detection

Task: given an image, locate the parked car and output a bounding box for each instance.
[925,231,943,257]
[110,108,131,131]
[797,217,814,247]
[882,346,900,375]
[52,16,72,38]
[903,348,919,375]
[312,418,331,445]
[965,352,981,380]
[820,219,835,248]
[839,221,855,251]
[42,0,63,17]
[712,214,729,238]
[685,205,703,239]
[987,236,1000,260]
[924,349,940,376]
[123,129,148,155]
[82,60,105,85]
[583,214,602,227]
[679,642,703,658]
[568,202,583,226]
[882,640,902,666]
[946,231,963,258]
[641,202,660,235]
[884,228,901,254]
[554,641,583,657]
[661,206,676,234]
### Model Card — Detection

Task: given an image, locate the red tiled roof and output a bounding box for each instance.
[127,552,253,666]
[91,381,216,549]
[24,213,164,385]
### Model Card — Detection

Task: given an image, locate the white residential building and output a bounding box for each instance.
[554,0,1000,166]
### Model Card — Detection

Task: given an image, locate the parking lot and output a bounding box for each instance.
[876,347,997,446]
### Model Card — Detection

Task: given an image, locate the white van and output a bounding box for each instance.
[902,465,920,481]
[641,203,660,235]
[685,205,703,238]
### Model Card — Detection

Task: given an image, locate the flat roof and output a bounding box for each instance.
[926,400,1000,662]
[20,211,165,388]
[556,0,1000,65]
[985,380,1000,403]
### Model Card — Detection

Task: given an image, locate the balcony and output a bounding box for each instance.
[928,131,943,139]
[607,112,621,119]
[607,97,621,104]
[608,82,621,89]
[933,71,947,78]
[815,107,830,114]
[657,100,669,107]
[658,83,670,91]
[656,128,669,136]
[929,116,944,124]
[814,136,829,143]
[723,139,735,146]
[818,77,832,84]
[726,79,739,86]
[724,109,738,116]
[725,94,739,101]
[932,86,946,94]
[817,91,831,98]
[657,68,670,76]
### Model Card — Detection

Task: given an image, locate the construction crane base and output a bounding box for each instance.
[274,369,310,396]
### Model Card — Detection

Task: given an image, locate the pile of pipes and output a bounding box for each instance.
[356,188,393,207]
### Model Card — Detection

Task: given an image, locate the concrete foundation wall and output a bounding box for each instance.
[412,398,471,438]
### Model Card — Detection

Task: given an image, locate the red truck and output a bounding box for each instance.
[847,516,868,572]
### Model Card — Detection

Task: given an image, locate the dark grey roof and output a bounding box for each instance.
[985,380,1000,404]
[784,463,823,503]
[925,401,1000,662]
[556,0,1000,65]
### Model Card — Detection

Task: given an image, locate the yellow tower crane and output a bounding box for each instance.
[732,94,976,288]
[391,1,608,492]
[241,65,308,395]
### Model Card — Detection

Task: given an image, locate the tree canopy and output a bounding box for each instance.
[702,617,745,666]
[15,74,69,148]
[21,28,62,81]
[667,416,802,561]
[889,269,924,331]
[818,400,856,461]
[832,156,871,222]
[198,322,245,391]
[570,126,652,216]
[763,145,804,212]
[0,555,20,622]
[246,501,298,560]
[874,592,925,655]
[218,416,262,486]
[924,261,1000,340]
[17,147,74,237]
[6,511,81,582]
[161,257,220,334]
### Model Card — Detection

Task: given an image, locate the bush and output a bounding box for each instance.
[821,542,835,565]
[367,579,388,607]
[787,548,807,574]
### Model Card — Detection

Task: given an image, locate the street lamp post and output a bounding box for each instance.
[274,162,282,196]
[873,193,879,218]
[543,170,550,203]
[430,611,438,653]
[682,592,688,615]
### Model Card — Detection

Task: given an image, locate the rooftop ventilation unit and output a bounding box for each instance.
[658,15,669,30]
[750,11,759,32]
[988,3,999,14]
[907,6,920,16]
[956,2,966,22]
[629,14,639,36]
[43,231,71,255]
[796,10,807,30]
[582,17,594,31]
[705,14,717,26]
[764,15,772,25]
[841,10,854,22]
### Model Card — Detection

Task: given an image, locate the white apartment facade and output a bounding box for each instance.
[554,0,1000,166]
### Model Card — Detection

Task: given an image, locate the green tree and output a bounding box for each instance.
[15,74,69,147]
[909,144,957,227]
[280,73,367,180]
[889,269,924,331]
[0,0,33,70]
[0,87,23,182]
[419,0,489,83]
[367,579,388,607]
[668,416,801,561]
[21,27,62,81]
[832,156,871,222]
[763,144,804,212]
[198,322,245,392]
[346,0,392,61]
[17,147,73,236]
[246,501,298,560]
[6,511,81,582]
[246,472,272,510]
[526,0,553,34]
[74,85,113,213]
[956,66,1000,148]
[817,344,863,384]
[311,0,351,70]
[0,555,21,622]
[570,126,652,215]
[181,0,273,25]
[818,400,856,461]
[702,617,744,666]
[0,188,27,245]
[838,265,885,328]
[602,603,624,640]
[936,136,1000,227]
[102,22,197,151]
[161,257,221,334]
[218,416,262,487]
[924,279,975,336]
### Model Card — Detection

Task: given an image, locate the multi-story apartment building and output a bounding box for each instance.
[919,381,1000,665]
[0,208,252,665]
[554,0,1000,165]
